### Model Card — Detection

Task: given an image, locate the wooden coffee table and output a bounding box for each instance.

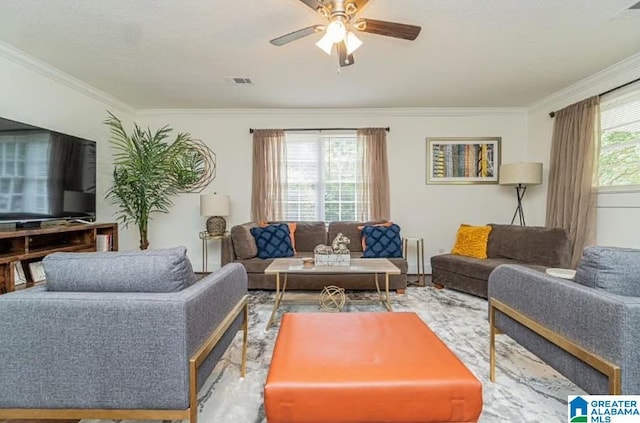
[264,258,400,329]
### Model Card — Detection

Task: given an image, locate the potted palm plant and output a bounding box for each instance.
[104,111,212,249]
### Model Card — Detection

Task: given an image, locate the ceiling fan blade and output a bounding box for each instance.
[354,18,421,40]
[296,0,327,12]
[336,41,355,67]
[270,25,324,46]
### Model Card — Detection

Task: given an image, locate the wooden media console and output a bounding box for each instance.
[0,223,118,294]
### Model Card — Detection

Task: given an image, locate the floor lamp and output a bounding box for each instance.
[499,162,543,226]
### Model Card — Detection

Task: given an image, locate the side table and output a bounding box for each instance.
[402,237,425,287]
[199,231,226,273]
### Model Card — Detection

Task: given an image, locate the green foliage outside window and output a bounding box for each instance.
[598,130,640,187]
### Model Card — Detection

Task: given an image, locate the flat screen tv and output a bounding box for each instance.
[0,116,96,227]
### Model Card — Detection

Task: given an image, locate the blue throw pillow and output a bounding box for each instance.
[250,223,294,259]
[362,224,402,258]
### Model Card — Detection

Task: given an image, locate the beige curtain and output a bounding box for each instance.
[358,128,390,221]
[545,96,600,267]
[251,130,286,222]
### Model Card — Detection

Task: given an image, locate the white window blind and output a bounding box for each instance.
[598,82,640,189]
[283,132,366,221]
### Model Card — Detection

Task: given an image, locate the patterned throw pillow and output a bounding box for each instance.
[259,221,297,252]
[250,223,294,259]
[362,224,403,258]
[450,224,492,259]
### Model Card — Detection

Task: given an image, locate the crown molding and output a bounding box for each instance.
[136,107,527,118]
[0,41,136,115]
[528,52,640,114]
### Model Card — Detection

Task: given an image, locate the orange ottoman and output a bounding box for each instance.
[264,312,483,423]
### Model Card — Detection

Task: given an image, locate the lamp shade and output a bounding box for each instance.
[200,194,230,217]
[499,162,543,186]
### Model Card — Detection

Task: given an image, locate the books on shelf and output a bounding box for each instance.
[96,234,112,252]
[28,261,46,283]
[14,261,26,286]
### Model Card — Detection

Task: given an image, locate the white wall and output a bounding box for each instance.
[0,43,530,273]
[137,109,528,272]
[0,43,135,241]
[527,52,640,248]
[10,40,637,272]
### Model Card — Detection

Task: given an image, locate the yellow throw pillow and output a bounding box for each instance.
[451,224,492,259]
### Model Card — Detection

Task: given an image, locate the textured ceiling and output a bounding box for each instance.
[1,0,640,109]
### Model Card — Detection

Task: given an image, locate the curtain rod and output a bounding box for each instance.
[549,76,640,118]
[249,127,390,134]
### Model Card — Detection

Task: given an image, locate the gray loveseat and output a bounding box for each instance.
[0,247,248,423]
[488,246,640,394]
[222,221,408,293]
[431,224,570,298]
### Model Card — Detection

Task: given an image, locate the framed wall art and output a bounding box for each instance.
[426,137,501,184]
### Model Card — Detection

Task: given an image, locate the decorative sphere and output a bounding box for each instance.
[319,285,346,312]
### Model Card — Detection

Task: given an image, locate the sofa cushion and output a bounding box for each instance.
[293,221,327,252]
[451,224,492,259]
[431,254,518,281]
[236,257,275,274]
[43,246,197,293]
[575,246,640,297]
[487,224,570,267]
[251,223,295,259]
[362,224,403,258]
[231,222,259,259]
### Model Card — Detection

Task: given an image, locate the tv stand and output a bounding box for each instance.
[18,221,42,229]
[0,223,118,294]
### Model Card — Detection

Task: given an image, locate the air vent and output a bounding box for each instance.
[224,77,254,85]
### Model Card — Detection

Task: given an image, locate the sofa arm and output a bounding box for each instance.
[221,234,235,266]
[488,264,640,393]
[0,263,248,410]
[180,263,248,389]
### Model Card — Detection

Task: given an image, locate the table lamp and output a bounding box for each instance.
[499,162,543,226]
[200,193,230,236]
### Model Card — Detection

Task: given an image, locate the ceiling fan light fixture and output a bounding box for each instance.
[345,31,363,54]
[316,32,335,55]
[326,19,347,42]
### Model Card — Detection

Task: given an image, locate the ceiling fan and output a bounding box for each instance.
[270,0,421,67]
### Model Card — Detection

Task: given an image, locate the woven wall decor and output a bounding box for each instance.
[181,138,217,193]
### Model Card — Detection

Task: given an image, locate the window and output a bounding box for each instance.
[598,83,640,189]
[283,132,366,221]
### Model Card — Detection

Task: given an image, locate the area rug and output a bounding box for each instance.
[85,286,584,423]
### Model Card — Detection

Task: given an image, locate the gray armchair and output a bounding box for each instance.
[488,246,640,394]
[0,247,248,423]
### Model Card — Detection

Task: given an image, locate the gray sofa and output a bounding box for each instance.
[431,224,570,298]
[0,247,248,423]
[222,221,408,293]
[488,246,640,394]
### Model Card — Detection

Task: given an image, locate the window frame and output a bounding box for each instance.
[282,131,366,222]
[596,82,640,193]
